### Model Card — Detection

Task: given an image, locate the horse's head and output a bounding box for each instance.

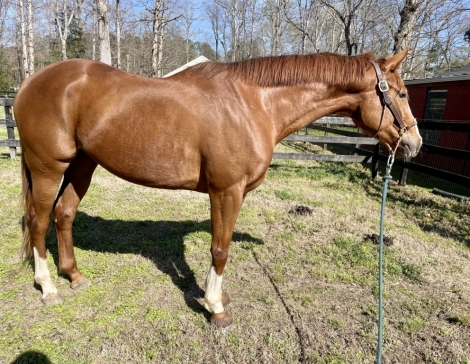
[354,48,422,158]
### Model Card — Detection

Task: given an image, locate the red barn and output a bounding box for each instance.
[405,67,470,178]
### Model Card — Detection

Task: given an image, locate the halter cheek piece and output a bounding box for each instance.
[370,61,418,137]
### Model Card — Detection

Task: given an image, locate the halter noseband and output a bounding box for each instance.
[370,61,417,137]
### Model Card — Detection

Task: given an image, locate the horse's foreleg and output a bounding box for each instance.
[54,151,97,290]
[205,186,244,328]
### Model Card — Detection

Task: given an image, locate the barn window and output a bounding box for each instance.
[424,90,447,121]
[422,90,447,145]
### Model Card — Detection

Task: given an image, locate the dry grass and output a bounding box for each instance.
[0,144,469,364]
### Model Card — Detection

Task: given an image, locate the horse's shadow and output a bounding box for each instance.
[45,212,264,315]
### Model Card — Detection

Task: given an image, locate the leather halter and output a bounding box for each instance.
[370,61,417,137]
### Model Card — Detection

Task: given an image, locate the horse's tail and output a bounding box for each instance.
[20,150,33,261]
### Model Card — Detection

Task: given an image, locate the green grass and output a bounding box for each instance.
[1,149,470,363]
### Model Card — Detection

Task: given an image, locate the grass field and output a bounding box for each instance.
[1,143,469,363]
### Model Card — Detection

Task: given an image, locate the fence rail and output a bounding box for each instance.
[357,120,470,187]
[2,97,469,189]
[274,116,377,162]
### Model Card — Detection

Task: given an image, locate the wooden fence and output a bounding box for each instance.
[274,116,378,162]
[2,97,469,188]
[0,98,18,159]
[357,121,470,187]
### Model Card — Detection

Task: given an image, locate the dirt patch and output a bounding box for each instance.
[289,205,313,215]
[363,233,394,247]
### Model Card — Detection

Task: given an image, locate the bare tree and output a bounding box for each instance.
[180,1,198,63]
[150,0,167,77]
[17,0,34,78]
[92,9,96,60]
[393,0,419,54]
[115,0,121,68]
[283,0,323,54]
[54,0,75,60]
[392,0,470,79]
[213,0,256,61]
[0,0,13,43]
[96,0,111,65]
[268,0,283,55]
[245,0,260,58]
[149,0,181,76]
[206,4,226,60]
[319,0,365,55]
[26,0,34,74]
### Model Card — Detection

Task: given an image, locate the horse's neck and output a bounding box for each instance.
[266,85,360,143]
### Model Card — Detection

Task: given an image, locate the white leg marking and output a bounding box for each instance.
[33,247,58,299]
[203,266,224,314]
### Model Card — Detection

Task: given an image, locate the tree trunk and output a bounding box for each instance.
[92,11,96,60]
[320,0,364,56]
[271,0,281,56]
[55,0,74,61]
[27,0,34,75]
[18,0,30,79]
[151,0,161,77]
[393,0,419,54]
[116,0,121,68]
[151,0,167,77]
[96,0,112,65]
[157,11,165,77]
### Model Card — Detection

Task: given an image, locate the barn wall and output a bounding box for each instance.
[405,79,470,178]
[406,80,470,122]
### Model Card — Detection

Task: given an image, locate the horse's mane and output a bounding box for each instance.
[185,52,384,88]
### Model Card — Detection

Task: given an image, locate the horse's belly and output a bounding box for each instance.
[86,145,204,191]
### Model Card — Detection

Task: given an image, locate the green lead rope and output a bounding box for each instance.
[376,155,394,364]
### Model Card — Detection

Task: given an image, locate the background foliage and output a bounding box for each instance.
[1,0,470,90]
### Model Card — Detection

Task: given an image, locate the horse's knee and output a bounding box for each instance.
[211,246,228,262]
[54,203,75,229]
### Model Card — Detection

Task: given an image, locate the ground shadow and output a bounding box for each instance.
[1,152,15,159]
[11,350,52,364]
[45,212,264,315]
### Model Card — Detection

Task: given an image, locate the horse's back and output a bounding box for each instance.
[14,59,273,192]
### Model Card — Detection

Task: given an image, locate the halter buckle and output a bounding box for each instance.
[378,80,389,92]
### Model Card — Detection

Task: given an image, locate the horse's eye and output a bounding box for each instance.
[398,92,407,99]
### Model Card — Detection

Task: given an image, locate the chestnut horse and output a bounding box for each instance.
[15,49,421,328]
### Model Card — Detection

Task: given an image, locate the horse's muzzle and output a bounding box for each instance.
[398,132,422,158]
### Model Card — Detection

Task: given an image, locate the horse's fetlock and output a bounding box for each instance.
[59,261,76,276]
[34,272,51,286]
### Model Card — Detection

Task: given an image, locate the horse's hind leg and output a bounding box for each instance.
[53,150,97,290]
[27,167,68,304]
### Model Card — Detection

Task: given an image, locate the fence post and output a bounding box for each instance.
[323,123,329,150]
[371,143,380,178]
[5,103,17,159]
[399,157,410,185]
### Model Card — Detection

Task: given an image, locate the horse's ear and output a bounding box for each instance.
[383,47,409,73]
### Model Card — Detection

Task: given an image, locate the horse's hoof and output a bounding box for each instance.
[42,293,63,305]
[71,278,91,291]
[210,311,233,328]
[221,292,231,308]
